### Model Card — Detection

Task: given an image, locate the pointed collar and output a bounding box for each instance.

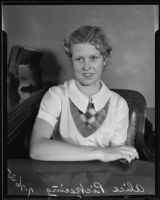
[68,79,111,113]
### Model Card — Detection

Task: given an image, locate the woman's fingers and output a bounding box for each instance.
[118,146,139,160]
[121,154,132,163]
[101,145,139,162]
[119,149,137,160]
[109,145,139,162]
[113,152,132,163]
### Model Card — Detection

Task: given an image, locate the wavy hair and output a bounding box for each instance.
[63,25,112,61]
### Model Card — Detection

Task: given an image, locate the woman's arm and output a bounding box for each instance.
[30,118,138,162]
[30,118,101,161]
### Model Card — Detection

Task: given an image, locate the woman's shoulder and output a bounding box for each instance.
[110,89,121,100]
[109,90,128,108]
[46,79,71,97]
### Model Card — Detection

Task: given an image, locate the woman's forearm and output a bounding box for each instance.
[30,138,138,162]
[30,139,101,161]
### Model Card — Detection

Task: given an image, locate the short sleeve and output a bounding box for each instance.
[110,97,129,146]
[36,87,62,128]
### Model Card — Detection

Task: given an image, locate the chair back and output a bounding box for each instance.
[112,89,146,150]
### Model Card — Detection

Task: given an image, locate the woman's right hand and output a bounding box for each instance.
[99,145,139,163]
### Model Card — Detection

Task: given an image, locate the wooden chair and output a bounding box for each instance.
[112,89,155,162]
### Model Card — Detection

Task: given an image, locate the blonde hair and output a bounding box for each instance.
[63,25,112,61]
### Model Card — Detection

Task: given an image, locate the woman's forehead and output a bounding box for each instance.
[71,43,101,56]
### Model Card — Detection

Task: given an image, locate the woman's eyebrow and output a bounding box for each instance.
[74,55,84,58]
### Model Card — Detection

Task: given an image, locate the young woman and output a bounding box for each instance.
[30,25,139,162]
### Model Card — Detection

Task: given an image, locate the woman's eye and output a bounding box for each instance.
[90,56,98,61]
[75,57,83,62]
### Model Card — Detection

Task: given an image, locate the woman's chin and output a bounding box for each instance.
[78,79,97,87]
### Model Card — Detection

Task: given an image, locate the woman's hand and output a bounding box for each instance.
[99,145,139,163]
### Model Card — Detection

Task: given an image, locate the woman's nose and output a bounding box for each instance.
[83,59,91,70]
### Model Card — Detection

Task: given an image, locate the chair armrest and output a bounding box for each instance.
[136,129,155,162]
[7,87,48,157]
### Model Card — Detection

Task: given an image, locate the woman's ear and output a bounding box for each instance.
[103,56,109,67]
[103,56,110,72]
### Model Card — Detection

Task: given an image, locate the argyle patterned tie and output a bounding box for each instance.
[70,97,110,137]
[80,97,101,128]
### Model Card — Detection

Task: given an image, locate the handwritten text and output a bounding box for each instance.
[7,168,34,197]
[112,181,144,193]
[46,181,104,198]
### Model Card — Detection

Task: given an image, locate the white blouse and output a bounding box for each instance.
[37,79,129,147]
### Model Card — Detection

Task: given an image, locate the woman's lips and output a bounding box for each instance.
[82,73,94,78]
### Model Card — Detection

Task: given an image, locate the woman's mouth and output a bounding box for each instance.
[82,73,94,78]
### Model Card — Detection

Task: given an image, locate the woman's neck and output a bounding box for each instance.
[75,80,102,97]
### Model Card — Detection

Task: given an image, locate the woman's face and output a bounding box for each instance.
[71,43,106,88]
